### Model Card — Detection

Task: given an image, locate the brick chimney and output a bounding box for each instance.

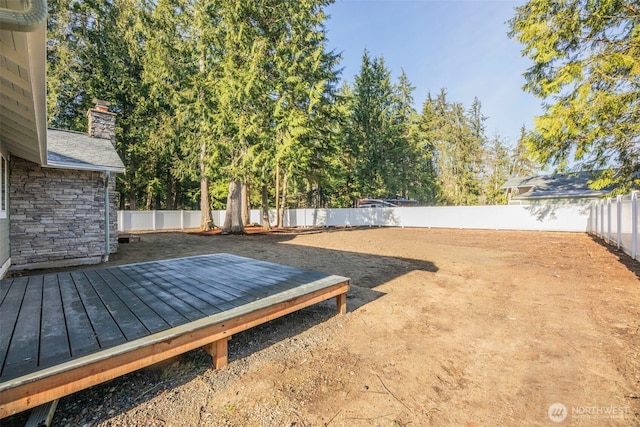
[87,99,116,147]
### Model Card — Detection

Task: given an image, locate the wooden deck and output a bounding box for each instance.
[0,254,349,418]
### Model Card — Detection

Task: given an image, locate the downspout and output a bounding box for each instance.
[104,171,110,262]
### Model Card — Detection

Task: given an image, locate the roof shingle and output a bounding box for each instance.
[46,128,125,173]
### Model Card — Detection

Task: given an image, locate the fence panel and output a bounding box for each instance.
[116,194,639,260]
[635,193,639,261]
[619,197,633,254]
[119,204,592,233]
[124,211,153,232]
[155,211,181,230]
[587,191,638,261]
[611,199,619,247]
[183,211,201,229]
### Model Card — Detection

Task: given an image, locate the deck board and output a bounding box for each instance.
[104,267,189,327]
[3,276,43,379]
[0,277,28,372]
[57,272,101,358]
[126,264,212,319]
[0,253,349,418]
[70,271,127,349]
[84,270,150,341]
[94,269,170,334]
[40,275,71,368]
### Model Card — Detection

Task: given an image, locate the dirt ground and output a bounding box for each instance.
[4,227,640,426]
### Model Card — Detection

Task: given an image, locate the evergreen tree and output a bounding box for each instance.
[509,125,538,178]
[509,0,640,193]
[482,135,511,205]
[47,0,150,209]
[422,90,485,205]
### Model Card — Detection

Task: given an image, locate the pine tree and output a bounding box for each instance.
[509,0,640,193]
[482,135,511,205]
[47,0,150,209]
[509,125,538,178]
[421,90,485,205]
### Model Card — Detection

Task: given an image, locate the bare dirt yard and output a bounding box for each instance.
[4,227,640,426]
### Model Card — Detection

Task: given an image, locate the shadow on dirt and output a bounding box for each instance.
[589,234,640,280]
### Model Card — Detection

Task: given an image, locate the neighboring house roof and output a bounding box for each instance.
[0,9,47,164]
[501,171,610,200]
[47,128,125,173]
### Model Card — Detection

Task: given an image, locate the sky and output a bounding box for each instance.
[323,0,543,147]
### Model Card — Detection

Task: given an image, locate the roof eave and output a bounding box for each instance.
[0,20,48,164]
[28,25,48,165]
[513,193,604,200]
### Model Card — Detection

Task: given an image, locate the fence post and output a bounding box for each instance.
[632,191,638,260]
[117,210,123,232]
[606,198,612,244]
[615,195,622,249]
[152,210,157,231]
[180,210,185,230]
[599,201,603,239]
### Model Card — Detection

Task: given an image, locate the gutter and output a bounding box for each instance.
[0,0,47,32]
[46,160,125,174]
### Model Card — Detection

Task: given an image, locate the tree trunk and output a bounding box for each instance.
[241,181,250,226]
[261,184,271,231]
[222,179,245,234]
[166,168,174,209]
[200,141,213,231]
[128,155,136,210]
[145,187,152,210]
[279,170,288,228]
[129,181,136,210]
[198,49,213,231]
[173,180,181,210]
[275,162,281,228]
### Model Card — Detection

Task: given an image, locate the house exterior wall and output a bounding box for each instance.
[9,156,118,270]
[0,218,9,277]
[0,150,9,278]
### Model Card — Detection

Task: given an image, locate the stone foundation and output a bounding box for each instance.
[9,156,118,270]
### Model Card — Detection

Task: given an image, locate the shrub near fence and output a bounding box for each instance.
[590,191,639,262]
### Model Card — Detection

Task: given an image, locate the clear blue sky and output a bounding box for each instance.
[324,0,543,147]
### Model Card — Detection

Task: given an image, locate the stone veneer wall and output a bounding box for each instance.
[9,156,118,270]
[88,108,116,145]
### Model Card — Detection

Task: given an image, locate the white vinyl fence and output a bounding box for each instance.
[117,210,202,233]
[118,203,592,233]
[589,191,639,261]
[119,194,639,262]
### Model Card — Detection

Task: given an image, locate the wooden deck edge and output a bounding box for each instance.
[0,274,348,392]
[0,281,349,418]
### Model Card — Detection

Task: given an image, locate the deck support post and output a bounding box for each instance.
[25,399,58,427]
[202,336,231,369]
[336,293,347,314]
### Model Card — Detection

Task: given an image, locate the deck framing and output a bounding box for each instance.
[0,254,349,418]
